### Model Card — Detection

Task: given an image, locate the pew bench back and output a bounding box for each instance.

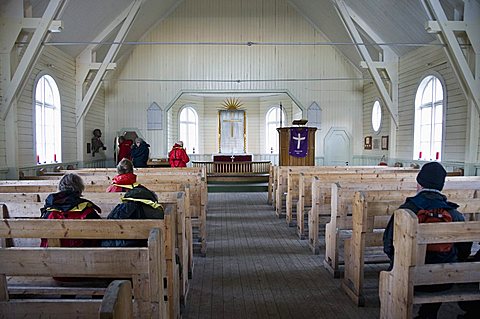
[342,193,480,306]
[324,182,480,277]
[379,209,480,319]
[0,219,171,319]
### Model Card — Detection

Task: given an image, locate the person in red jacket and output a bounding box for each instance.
[40,173,102,248]
[168,141,190,167]
[106,158,138,192]
[117,136,133,164]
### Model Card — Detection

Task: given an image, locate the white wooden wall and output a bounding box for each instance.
[104,0,363,158]
[362,44,479,171]
[166,94,299,155]
[0,45,107,176]
[13,46,78,166]
[0,58,5,169]
[84,87,106,161]
[397,46,468,162]
[362,80,391,153]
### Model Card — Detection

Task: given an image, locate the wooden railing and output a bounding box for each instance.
[193,161,271,175]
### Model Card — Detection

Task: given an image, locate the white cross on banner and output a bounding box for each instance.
[289,127,308,158]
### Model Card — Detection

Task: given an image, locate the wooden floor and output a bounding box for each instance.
[183,192,464,319]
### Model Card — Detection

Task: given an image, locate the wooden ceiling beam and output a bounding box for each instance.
[334,0,399,128]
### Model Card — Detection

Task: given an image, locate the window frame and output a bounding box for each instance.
[33,73,62,165]
[371,100,382,134]
[307,102,322,130]
[413,74,446,161]
[179,105,198,154]
[147,102,163,130]
[265,106,286,154]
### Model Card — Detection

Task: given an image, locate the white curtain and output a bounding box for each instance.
[220,110,245,153]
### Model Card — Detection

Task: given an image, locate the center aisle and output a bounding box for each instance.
[182,192,379,319]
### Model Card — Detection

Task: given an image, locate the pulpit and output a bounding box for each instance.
[277,127,316,166]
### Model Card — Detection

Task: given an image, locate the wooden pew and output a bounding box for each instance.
[0,219,172,319]
[298,173,480,240]
[286,167,419,226]
[267,164,274,205]
[0,181,182,193]
[19,168,209,256]
[272,166,400,215]
[297,171,417,238]
[342,192,480,306]
[308,177,480,253]
[0,280,132,319]
[308,178,414,254]
[379,209,480,319]
[99,280,133,319]
[324,183,480,278]
[289,170,418,231]
[0,191,191,307]
[306,175,424,250]
[0,174,207,257]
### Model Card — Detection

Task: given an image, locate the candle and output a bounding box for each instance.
[419,151,422,159]
[54,154,57,162]
[436,152,439,160]
[36,155,39,163]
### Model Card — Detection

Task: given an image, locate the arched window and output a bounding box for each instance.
[179,106,198,153]
[371,101,382,133]
[147,102,162,130]
[265,106,286,153]
[413,75,444,161]
[35,74,62,164]
[307,102,321,130]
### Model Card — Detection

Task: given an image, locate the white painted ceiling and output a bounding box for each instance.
[28,0,468,69]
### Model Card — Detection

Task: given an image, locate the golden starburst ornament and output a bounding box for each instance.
[222,98,243,111]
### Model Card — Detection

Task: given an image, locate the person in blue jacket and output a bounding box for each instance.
[383,162,471,319]
[131,137,150,168]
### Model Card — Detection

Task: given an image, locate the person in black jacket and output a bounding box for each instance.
[101,185,164,247]
[131,137,150,168]
[383,162,472,319]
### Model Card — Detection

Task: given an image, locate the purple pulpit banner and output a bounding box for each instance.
[289,127,308,158]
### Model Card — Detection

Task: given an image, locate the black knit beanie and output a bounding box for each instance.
[416,162,447,191]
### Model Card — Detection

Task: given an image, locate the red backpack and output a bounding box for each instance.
[417,208,453,252]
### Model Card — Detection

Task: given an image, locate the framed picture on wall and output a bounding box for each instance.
[381,136,389,150]
[364,136,372,150]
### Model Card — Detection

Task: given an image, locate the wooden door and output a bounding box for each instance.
[324,128,351,166]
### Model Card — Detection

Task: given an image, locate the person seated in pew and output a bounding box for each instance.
[101,184,164,247]
[383,162,472,319]
[40,173,102,248]
[106,158,139,192]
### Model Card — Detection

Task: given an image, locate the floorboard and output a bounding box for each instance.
[182,192,467,319]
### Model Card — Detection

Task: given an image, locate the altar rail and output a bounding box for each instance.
[192,161,271,175]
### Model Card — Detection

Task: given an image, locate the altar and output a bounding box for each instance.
[213,154,252,162]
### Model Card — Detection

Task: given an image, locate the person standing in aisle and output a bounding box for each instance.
[168,141,190,167]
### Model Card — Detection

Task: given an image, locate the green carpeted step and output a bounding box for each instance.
[208,183,268,193]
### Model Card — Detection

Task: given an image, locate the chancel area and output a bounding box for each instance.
[0,0,480,318]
